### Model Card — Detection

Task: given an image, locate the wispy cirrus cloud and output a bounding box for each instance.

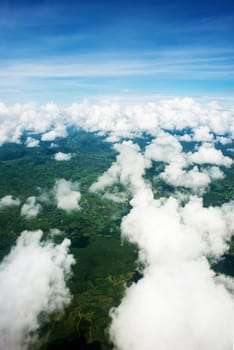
[0,48,233,102]
[1,48,233,79]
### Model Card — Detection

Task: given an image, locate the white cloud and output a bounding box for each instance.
[25,137,40,148]
[145,132,185,165]
[178,133,192,142]
[144,133,232,191]
[0,230,74,350]
[0,195,20,208]
[216,136,232,145]
[1,47,233,83]
[103,191,128,203]
[192,126,214,142]
[41,125,67,141]
[54,179,81,212]
[0,101,66,145]
[160,164,212,190]
[204,166,224,180]
[0,98,233,145]
[90,141,152,195]
[49,228,63,237]
[54,152,72,161]
[91,141,234,350]
[189,143,233,167]
[21,196,41,219]
[64,98,234,142]
[110,259,234,350]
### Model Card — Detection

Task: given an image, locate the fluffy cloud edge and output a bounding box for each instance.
[0,229,75,350]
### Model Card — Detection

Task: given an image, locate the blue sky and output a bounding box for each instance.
[0,0,233,103]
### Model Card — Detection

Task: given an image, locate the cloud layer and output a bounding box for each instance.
[1,96,234,349]
[0,230,74,350]
[0,98,234,145]
[91,141,234,350]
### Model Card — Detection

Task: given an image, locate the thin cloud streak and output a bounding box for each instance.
[0,50,233,80]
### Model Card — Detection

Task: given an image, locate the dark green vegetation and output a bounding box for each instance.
[0,130,234,349]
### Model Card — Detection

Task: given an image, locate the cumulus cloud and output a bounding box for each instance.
[145,131,184,165]
[216,136,232,145]
[56,98,234,142]
[91,141,234,350]
[90,141,152,195]
[110,260,234,350]
[203,166,224,180]
[31,179,80,212]
[178,133,193,142]
[0,195,20,208]
[160,164,212,190]
[109,194,234,350]
[0,230,74,350]
[0,98,233,146]
[54,179,81,212]
[21,196,41,219]
[41,125,67,141]
[192,126,214,142]
[54,152,72,161]
[189,143,233,167]
[25,137,39,148]
[144,132,232,191]
[158,164,223,192]
[0,101,66,145]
